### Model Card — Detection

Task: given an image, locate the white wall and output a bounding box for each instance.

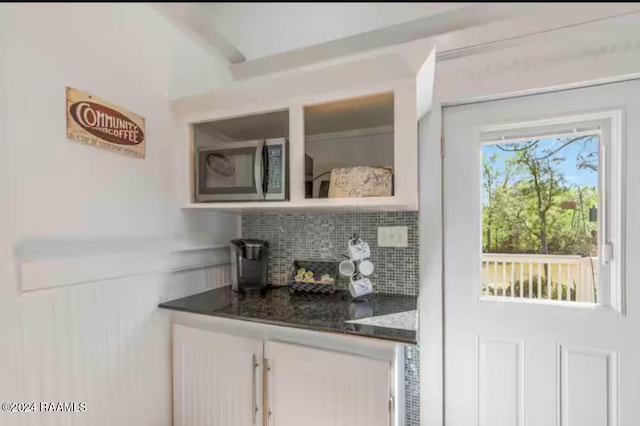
[436,12,640,103]
[0,4,237,425]
[169,26,236,99]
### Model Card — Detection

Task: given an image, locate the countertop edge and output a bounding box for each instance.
[158,303,417,345]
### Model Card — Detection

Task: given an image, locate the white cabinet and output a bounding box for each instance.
[173,47,436,213]
[265,341,392,426]
[173,325,394,426]
[173,325,263,426]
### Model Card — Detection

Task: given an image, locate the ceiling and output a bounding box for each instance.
[153,2,523,78]
[154,3,640,84]
[205,3,473,61]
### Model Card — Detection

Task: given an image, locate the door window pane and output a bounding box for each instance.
[481,133,599,303]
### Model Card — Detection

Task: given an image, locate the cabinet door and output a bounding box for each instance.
[173,325,263,426]
[265,341,391,426]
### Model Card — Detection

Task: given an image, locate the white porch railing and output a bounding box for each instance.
[482,253,598,303]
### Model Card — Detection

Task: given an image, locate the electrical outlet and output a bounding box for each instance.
[377,226,408,247]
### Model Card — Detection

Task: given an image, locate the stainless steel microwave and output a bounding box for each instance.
[195,138,288,202]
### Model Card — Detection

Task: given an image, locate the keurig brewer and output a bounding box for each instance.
[230,239,269,294]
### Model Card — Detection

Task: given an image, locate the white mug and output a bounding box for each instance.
[339,259,356,277]
[359,260,374,276]
[349,276,373,299]
[348,238,371,261]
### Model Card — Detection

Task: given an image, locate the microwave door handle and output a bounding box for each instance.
[254,140,265,199]
[262,144,269,196]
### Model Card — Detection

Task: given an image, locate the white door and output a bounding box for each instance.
[173,325,263,426]
[444,80,640,426]
[264,341,392,426]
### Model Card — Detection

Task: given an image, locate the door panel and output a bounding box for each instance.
[265,341,391,426]
[478,338,524,426]
[444,80,640,426]
[559,346,617,426]
[173,325,263,426]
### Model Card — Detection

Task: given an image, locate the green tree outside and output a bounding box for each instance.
[482,135,598,257]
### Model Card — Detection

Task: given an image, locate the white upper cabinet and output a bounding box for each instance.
[172,47,436,212]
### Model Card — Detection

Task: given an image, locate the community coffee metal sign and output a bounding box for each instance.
[66,87,145,158]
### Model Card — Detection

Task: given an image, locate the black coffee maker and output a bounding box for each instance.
[230,239,269,294]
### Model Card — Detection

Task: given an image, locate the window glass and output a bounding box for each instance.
[481,133,599,303]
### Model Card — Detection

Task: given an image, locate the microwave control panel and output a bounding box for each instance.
[265,145,282,193]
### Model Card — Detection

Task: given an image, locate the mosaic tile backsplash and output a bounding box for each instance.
[241,211,419,296]
[404,345,420,426]
[242,211,420,425]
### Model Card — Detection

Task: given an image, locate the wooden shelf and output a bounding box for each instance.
[183,196,416,213]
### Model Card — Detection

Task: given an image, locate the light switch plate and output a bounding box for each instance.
[378,226,408,247]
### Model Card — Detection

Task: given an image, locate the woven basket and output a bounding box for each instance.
[286,260,339,294]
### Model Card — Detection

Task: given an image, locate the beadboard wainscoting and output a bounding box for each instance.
[14,265,230,426]
[6,245,230,426]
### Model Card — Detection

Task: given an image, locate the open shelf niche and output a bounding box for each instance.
[304,92,394,199]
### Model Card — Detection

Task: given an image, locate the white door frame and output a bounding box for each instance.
[419,75,640,426]
[441,80,634,426]
[418,101,445,426]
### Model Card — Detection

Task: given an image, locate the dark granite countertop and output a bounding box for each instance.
[159,286,417,344]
